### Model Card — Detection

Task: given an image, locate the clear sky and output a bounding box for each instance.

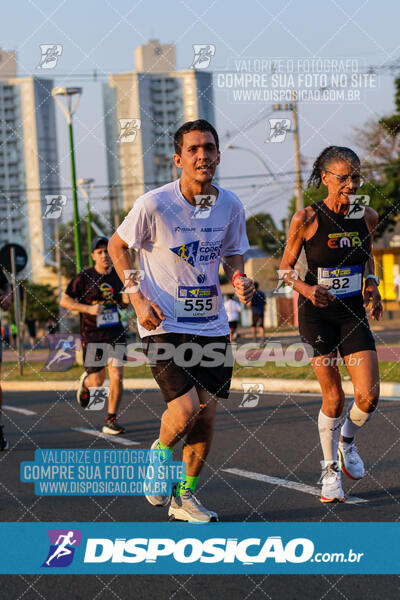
[3,0,400,225]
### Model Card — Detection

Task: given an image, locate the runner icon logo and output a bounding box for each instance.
[87,387,109,411]
[123,269,145,293]
[118,119,141,143]
[42,334,80,372]
[274,269,299,294]
[43,195,67,219]
[240,383,264,408]
[192,194,216,219]
[267,118,291,143]
[37,45,62,69]
[344,195,370,220]
[190,44,216,69]
[42,529,81,568]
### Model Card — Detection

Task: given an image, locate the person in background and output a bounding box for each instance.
[393,271,400,306]
[10,323,17,350]
[46,317,58,347]
[26,315,37,350]
[3,323,9,349]
[47,317,58,335]
[249,282,266,346]
[1,322,9,349]
[224,294,242,342]
[60,236,129,435]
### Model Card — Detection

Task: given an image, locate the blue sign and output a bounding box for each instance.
[0,523,399,574]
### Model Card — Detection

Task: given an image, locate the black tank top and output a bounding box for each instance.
[303,201,370,305]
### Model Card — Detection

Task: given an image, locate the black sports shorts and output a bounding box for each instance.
[298,296,376,358]
[141,332,233,403]
[252,313,264,327]
[82,340,126,374]
[228,320,239,332]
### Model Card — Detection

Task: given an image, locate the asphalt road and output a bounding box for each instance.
[1,389,400,599]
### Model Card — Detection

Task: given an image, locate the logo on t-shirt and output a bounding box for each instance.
[170,241,199,267]
[99,282,115,302]
[327,232,361,248]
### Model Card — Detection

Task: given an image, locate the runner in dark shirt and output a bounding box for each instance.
[61,237,129,434]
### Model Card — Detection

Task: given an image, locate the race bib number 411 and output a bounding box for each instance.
[174,285,219,322]
[318,264,363,298]
[96,307,120,328]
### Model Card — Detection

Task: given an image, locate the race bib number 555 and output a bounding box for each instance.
[174,285,219,322]
[318,264,363,298]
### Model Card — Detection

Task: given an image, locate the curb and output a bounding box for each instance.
[3,377,399,398]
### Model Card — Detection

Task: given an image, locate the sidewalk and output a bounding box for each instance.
[3,376,399,398]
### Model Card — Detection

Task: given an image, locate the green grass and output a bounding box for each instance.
[3,360,400,382]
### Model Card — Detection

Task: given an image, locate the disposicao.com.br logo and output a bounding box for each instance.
[81,535,362,565]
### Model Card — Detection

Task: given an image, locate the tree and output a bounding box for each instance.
[246,213,285,256]
[351,77,400,239]
[6,281,58,323]
[55,210,120,279]
[285,77,400,241]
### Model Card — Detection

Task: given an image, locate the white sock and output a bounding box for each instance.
[318,410,342,463]
[341,401,372,443]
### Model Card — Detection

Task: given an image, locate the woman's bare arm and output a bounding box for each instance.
[280,208,335,308]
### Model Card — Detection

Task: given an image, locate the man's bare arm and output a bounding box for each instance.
[108,232,165,331]
[60,293,102,316]
[222,254,254,304]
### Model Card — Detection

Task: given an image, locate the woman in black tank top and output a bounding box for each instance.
[280,146,381,503]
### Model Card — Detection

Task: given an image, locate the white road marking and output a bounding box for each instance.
[3,404,36,416]
[72,428,140,446]
[222,467,368,504]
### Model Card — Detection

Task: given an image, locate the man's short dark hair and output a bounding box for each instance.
[254,282,259,290]
[174,119,219,155]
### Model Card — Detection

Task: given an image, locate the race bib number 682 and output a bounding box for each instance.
[317,264,363,298]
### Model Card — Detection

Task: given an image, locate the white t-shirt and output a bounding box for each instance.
[117,180,250,338]
[224,299,242,322]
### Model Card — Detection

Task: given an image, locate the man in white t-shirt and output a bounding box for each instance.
[108,119,254,522]
[394,273,400,302]
[224,295,242,341]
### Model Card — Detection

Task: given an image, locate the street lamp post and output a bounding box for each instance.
[77,178,95,266]
[52,87,83,273]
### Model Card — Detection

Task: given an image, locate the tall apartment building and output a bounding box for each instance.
[103,40,215,211]
[0,46,60,284]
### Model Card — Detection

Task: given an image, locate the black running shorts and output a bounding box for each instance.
[252,313,264,327]
[228,320,239,332]
[141,332,233,403]
[82,341,126,374]
[298,296,376,358]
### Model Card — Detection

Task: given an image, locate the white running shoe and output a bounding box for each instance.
[144,439,173,507]
[338,441,365,480]
[319,461,345,503]
[169,488,218,522]
[77,371,90,407]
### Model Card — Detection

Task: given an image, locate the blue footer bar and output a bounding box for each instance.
[0,522,398,574]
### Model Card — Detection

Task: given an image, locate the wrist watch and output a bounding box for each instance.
[365,274,380,286]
